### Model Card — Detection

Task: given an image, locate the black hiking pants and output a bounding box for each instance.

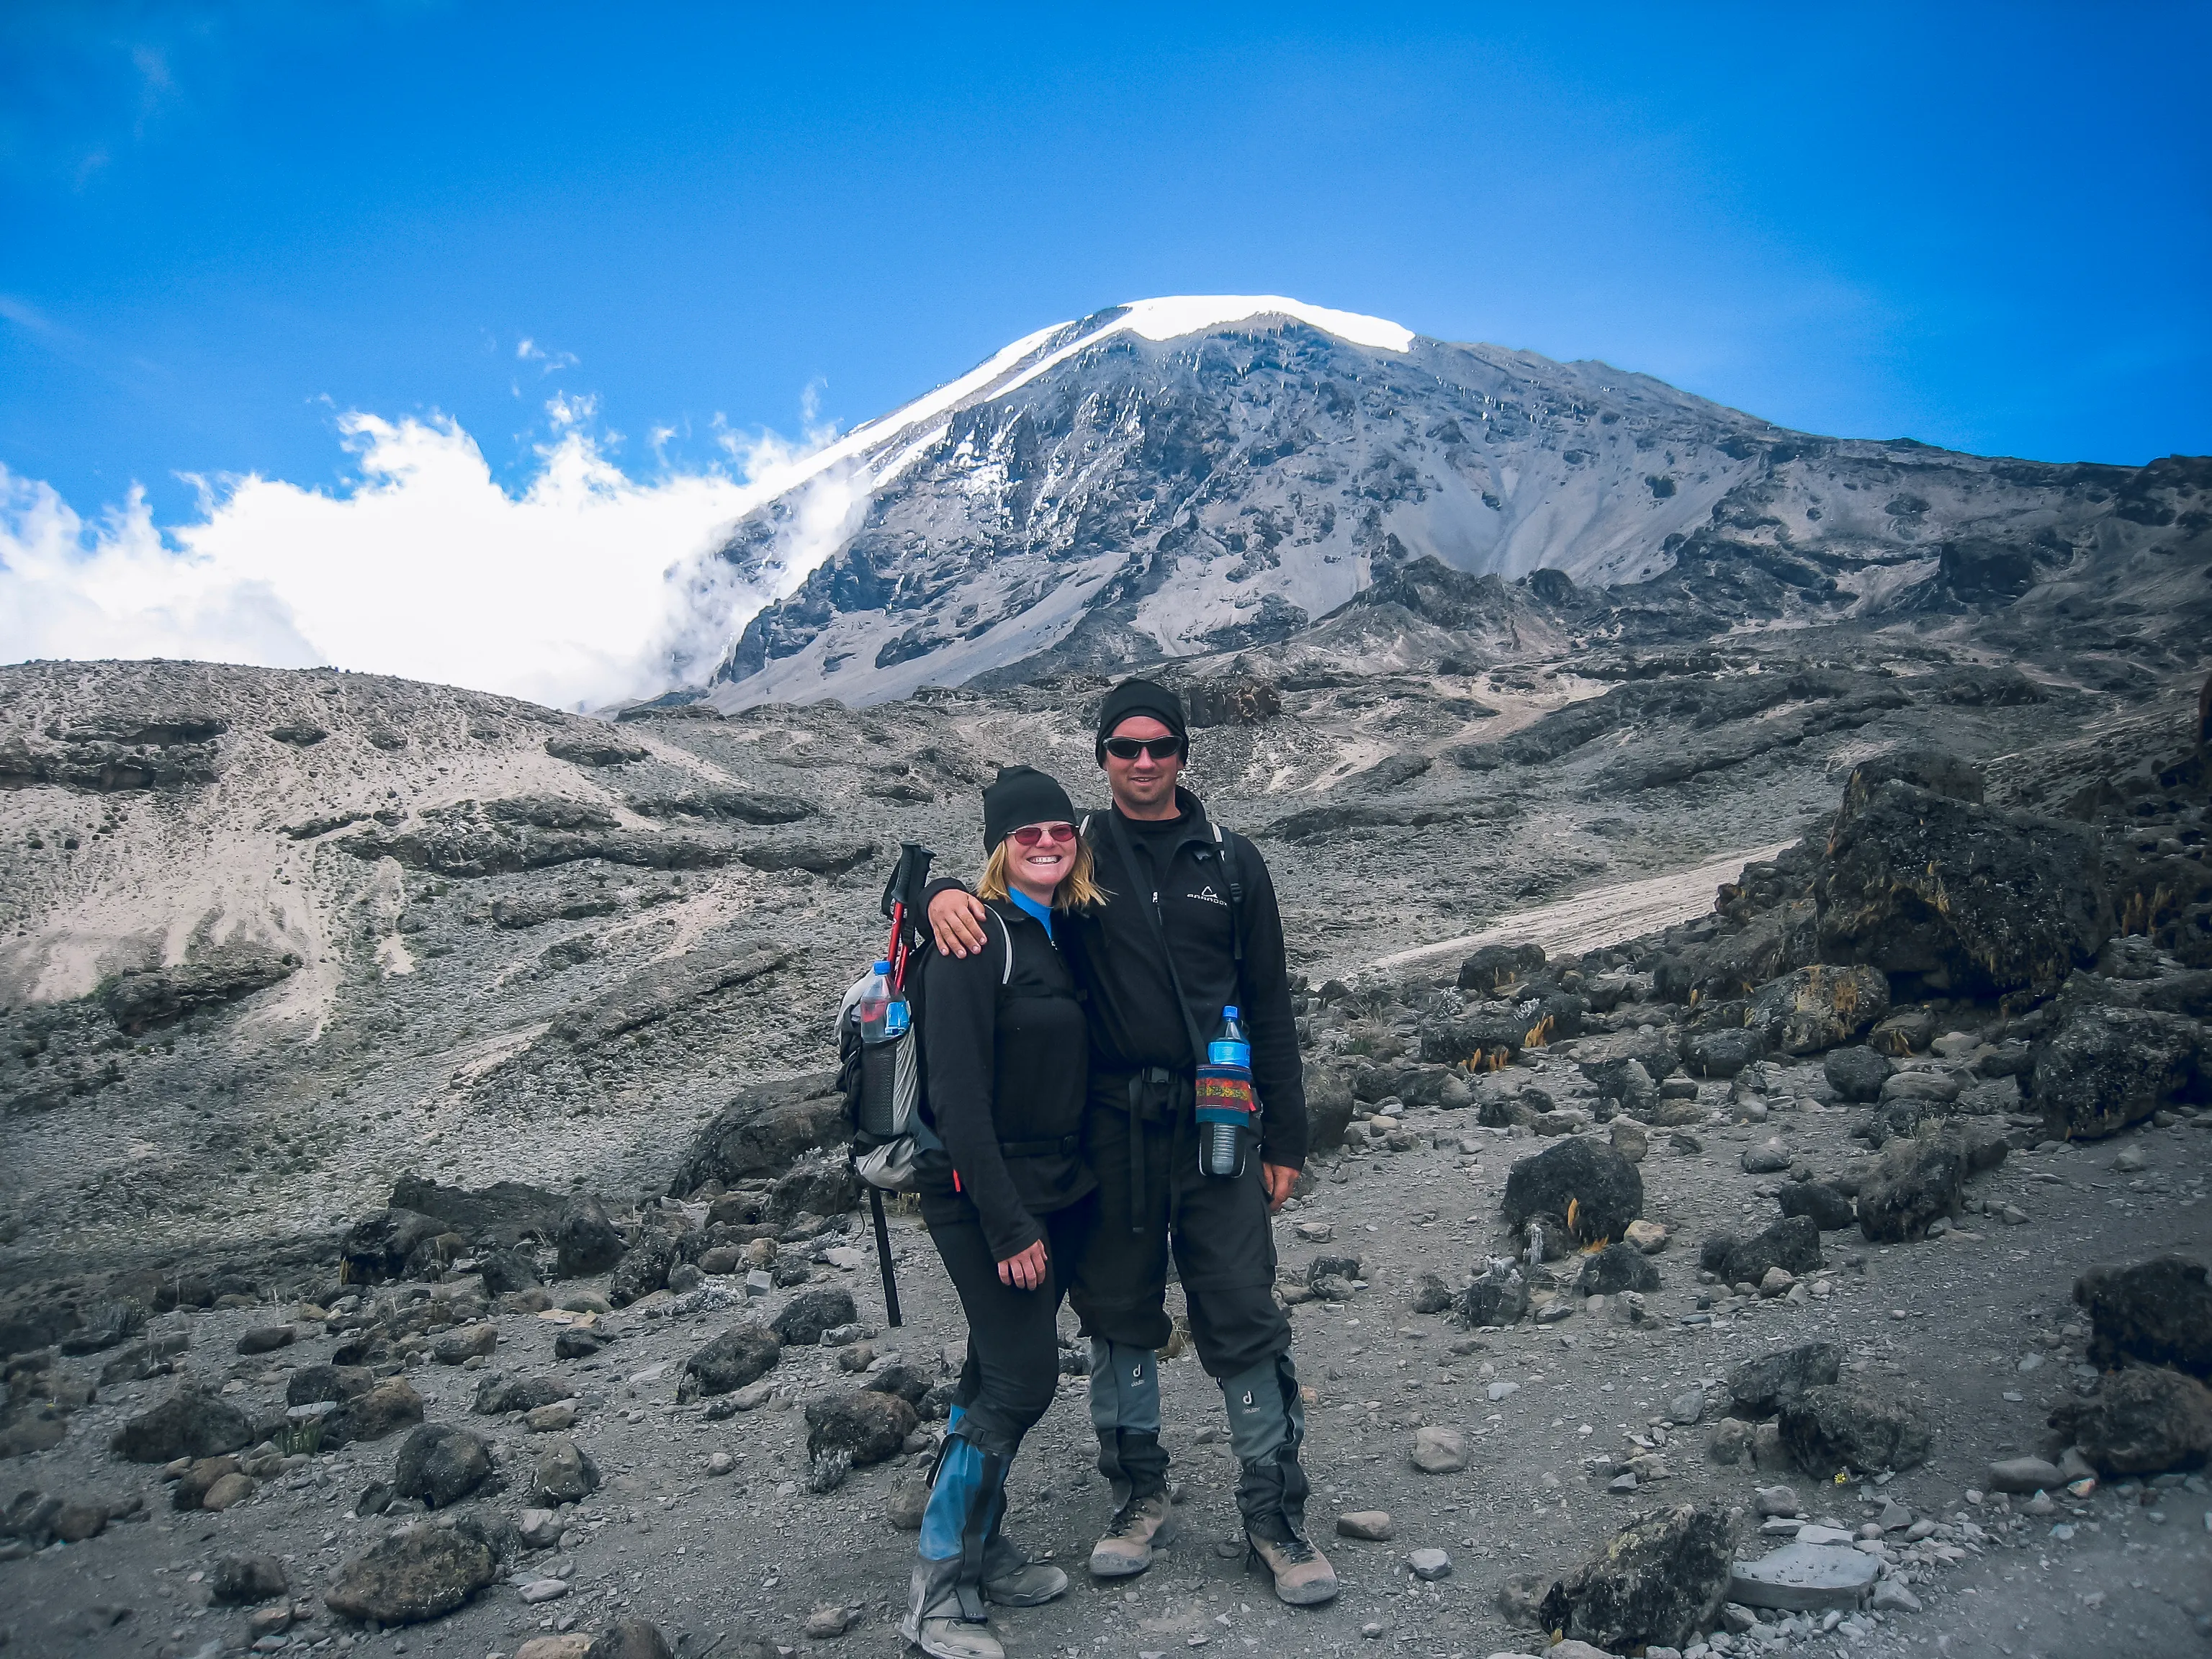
[922,1190,1099,1457]
[1066,1069,1290,1381]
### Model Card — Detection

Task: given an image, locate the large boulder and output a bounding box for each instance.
[678,1325,783,1400]
[1815,778,2113,998]
[392,1424,494,1509]
[665,1071,847,1194]
[325,1524,497,1624]
[1822,1046,1891,1102]
[1856,1124,2007,1242]
[1457,944,1547,998]
[1535,1503,1736,1654]
[554,1194,626,1278]
[2074,1256,2212,1380]
[109,1388,252,1463]
[387,1175,564,1245]
[804,1390,919,1467]
[1746,966,1890,1057]
[608,1233,679,1307]
[210,1554,289,1605]
[2029,1004,2204,1140]
[768,1154,859,1223]
[474,1374,575,1415]
[1776,1180,1857,1233]
[1682,1026,1766,1079]
[1583,1243,1662,1295]
[1301,1063,1357,1152]
[534,1435,601,1503]
[1570,1028,1680,1092]
[2050,1367,2212,1475]
[1501,1139,1644,1247]
[1460,1259,1531,1327]
[1778,1381,1930,1475]
[288,1363,373,1407]
[341,1208,449,1284]
[1728,1343,1841,1419]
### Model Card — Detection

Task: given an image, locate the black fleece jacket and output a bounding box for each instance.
[915,899,1094,1263]
[926,789,1309,1170]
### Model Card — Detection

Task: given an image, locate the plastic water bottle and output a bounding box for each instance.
[857,961,908,1043]
[1200,1006,1253,1177]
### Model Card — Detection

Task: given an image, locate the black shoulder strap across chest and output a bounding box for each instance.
[1100,809,1218,1066]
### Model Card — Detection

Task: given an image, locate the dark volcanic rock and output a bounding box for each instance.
[534,1435,601,1503]
[768,1154,859,1222]
[58,1298,145,1356]
[1300,1062,1357,1153]
[1501,1138,1644,1246]
[1421,1005,1542,1067]
[1843,747,1985,806]
[773,1287,858,1347]
[1583,1241,1663,1295]
[473,1373,575,1415]
[546,734,651,767]
[1536,1502,1736,1654]
[629,786,816,824]
[667,1070,846,1192]
[392,1424,494,1509]
[1728,1343,1842,1419]
[1856,1125,2006,1242]
[1683,1025,1766,1078]
[1777,1180,1857,1232]
[608,1233,680,1306]
[1457,943,1547,998]
[342,1208,449,1285]
[1746,966,1889,1057]
[288,1364,372,1407]
[476,1247,540,1297]
[210,1553,289,1605]
[387,1174,563,1244]
[736,836,878,876]
[583,1620,680,1659]
[321,1378,424,1447]
[2029,1004,2204,1140]
[1815,778,2114,998]
[1716,1216,1823,1287]
[678,1324,783,1400]
[1779,1381,1930,1475]
[1460,1259,1530,1327]
[325,1524,497,1624]
[2074,1256,2212,1379]
[552,945,788,1048]
[2050,1367,2212,1475]
[1822,1046,1891,1103]
[102,946,297,1035]
[110,1388,252,1462]
[555,1193,626,1278]
[804,1389,919,1467]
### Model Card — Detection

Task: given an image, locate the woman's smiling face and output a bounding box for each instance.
[1004,820,1076,902]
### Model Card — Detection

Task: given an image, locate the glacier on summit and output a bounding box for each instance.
[670,295,2202,711]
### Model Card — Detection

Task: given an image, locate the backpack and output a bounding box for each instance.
[837,906,1021,1192]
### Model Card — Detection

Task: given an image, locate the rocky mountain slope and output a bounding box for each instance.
[690,297,2211,710]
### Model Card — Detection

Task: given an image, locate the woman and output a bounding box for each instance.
[902,764,1107,1659]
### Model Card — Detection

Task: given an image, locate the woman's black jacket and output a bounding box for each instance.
[916,897,1094,1262]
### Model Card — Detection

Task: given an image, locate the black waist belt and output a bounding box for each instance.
[997,1133,1080,1159]
[1100,1066,1194,1236]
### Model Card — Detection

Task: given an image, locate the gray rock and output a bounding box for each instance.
[1584,1242,1663,1296]
[678,1323,784,1400]
[1729,1344,1841,1419]
[1776,1181,1856,1232]
[1741,1139,1793,1174]
[1714,1217,1824,1288]
[1747,966,1890,1057]
[772,1286,858,1347]
[2075,1254,2212,1380]
[324,1524,497,1625]
[1407,1547,1452,1580]
[473,1373,576,1415]
[582,1620,678,1659]
[1411,1426,1467,1473]
[209,1553,289,1605]
[533,1435,601,1503]
[886,1478,930,1529]
[804,1390,919,1466]
[1987,1455,2064,1494]
[109,1388,252,1462]
[1408,1272,1455,1314]
[608,1233,679,1306]
[554,1193,626,1278]
[391,1424,493,1509]
[1822,1046,1890,1104]
[1501,1137,1644,1246]
[2031,1004,2204,1141]
[1753,1485,1799,1518]
[1726,1539,1879,1611]
[1336,1511,1394,1540]
[1460,1259,1529,1327]
[2049,1367,2212,1475]
[1668,1390,1706,1426]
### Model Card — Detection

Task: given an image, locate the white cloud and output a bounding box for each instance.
[0,404,847,712]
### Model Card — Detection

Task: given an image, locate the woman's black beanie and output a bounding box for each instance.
[982,765,1076,850]
[1093,677,1188,763]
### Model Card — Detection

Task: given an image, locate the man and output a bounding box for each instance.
[927,678,1337,1607]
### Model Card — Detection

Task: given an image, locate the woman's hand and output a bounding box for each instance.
[997,1239,1048,1290]
[929,889,993,958]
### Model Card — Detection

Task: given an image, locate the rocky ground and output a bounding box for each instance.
[3,608,2209,1658]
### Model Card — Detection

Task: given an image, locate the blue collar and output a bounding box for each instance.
[1006,889,1054,940]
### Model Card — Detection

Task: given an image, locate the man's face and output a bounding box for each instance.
[1103,714,1182,813]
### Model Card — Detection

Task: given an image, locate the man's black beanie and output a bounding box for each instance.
[981,764,1076,850]
[1094,677,1188,763]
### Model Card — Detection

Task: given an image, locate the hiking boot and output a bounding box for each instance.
[1246,1527,1339,1606]
[981,1532,1068,1606]
[1088,1490,1171,1578]
[899,1557,1004,1659]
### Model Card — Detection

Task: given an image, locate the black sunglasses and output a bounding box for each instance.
[1103,736,1183,762]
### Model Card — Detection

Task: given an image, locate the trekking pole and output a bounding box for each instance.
[871,1186,902,1328]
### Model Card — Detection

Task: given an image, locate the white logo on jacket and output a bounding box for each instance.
[1184,885,1228,908]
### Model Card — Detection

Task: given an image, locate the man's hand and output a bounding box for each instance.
[928,889,992,959]
[998,1239,1048,1290]
[1262,1162,1298,1213]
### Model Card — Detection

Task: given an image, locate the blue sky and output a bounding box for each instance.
[1,4,2206,707]
[6,1,2206,513]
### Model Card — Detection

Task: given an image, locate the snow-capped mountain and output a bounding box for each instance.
[687,296,2206,709]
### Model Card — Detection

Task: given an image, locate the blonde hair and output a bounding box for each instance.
[979,832,1106,912]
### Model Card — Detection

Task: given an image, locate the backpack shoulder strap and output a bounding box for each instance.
[1212,822,1246,967]
[991,906,1014,986]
